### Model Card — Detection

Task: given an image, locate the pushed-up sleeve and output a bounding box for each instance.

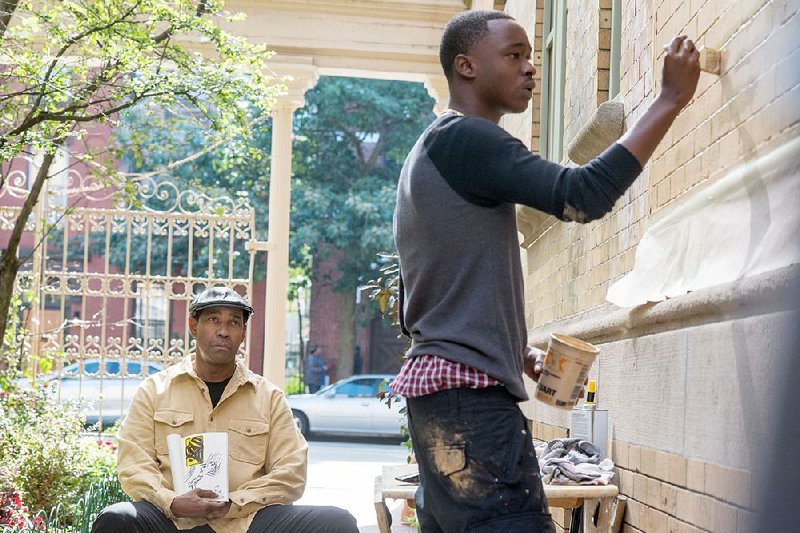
[425,116,642,222]
[224,389,308,518]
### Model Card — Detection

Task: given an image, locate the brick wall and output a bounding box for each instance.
[522,0,800,330]
[612,442,754,533]
[505,0,800,531]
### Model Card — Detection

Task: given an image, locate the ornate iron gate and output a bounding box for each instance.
[1,165,259,423]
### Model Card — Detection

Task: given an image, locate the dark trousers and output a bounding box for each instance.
[407,387,555,533]
[92,501,358,533]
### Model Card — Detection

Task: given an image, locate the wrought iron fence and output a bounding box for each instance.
[1,165,259,424]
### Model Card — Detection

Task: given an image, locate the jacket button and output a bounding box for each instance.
[246,428,251,433]
[172,420,176,425]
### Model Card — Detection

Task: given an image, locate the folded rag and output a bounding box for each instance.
[538,438,615,486]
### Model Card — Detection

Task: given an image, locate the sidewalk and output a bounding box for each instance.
[296,437,416,532]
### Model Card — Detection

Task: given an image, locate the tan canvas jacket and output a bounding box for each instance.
[117,355,308,532]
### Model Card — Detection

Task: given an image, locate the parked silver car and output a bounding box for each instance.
[35,358,163,425]
[286,374,404,438]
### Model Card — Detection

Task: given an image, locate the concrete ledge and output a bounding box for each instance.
[528,264,800,347]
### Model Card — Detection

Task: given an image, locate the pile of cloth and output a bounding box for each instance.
[536,438,615,486]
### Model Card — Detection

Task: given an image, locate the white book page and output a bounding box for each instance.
[167,432,228,501]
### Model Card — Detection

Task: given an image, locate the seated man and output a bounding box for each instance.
[93,286,357,533]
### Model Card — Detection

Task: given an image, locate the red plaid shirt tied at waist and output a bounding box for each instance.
[391,354,501,398]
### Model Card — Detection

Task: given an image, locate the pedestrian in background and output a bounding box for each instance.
[304,347,326,393]
[352,345,363,375]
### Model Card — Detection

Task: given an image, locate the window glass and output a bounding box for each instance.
[335,378,380,397]
[609,0,622,99]
[540,0,568,162]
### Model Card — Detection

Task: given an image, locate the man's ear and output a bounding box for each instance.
[453,54,477,79]
[188,316,198,337]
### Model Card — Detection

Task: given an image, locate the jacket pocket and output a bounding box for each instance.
[228,418,269,465]
[154,409,194,455]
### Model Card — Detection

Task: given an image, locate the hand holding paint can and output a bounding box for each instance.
[534,333,599,409]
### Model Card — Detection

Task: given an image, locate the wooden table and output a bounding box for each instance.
[375,464,623,533]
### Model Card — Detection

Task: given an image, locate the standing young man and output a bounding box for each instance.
[392,10,700,532]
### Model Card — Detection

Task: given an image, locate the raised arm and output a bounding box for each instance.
[619,35,701,166]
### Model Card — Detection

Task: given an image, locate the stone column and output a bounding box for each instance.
[470,0,495,10]
[424,75,450,114]
[263,60,318,387]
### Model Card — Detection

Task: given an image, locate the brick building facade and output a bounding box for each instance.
[502,1,800,531]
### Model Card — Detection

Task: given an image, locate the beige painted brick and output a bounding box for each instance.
[653,449,670,481]
[671,0,692,38]
[700,140,721,180]
[686,459,705,493]
[706,0,765,50]
[715,131,743,174]
[622,525,644,533]
[703,461,727,499]
[728,467,752,508]
[775,0,800,23]
[683,155,703,191]
[620,468,635,497]
[696,0,720,36]
[597,50,611,69]
[625,497,644,529]
[693,118,713,156]
[713,499,739,533]
[668,516,704,533]
[661,482,678,515]
[704,461,752,508]
[647,506,670,533]
[694,493,714,531]
[711,104,736,140]
[633,473,649,503]
[639,446,657,477]
[737,508,755,533]
[629,444,642,472]
[647,477,663,509]
[675,488,700,527]
[668,454,688,487]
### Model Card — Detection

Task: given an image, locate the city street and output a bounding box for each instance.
[297,436,415,532]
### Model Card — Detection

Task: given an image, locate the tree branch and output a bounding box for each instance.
[0,149,57,343]
[152,0,209,43]
[0,0,18,39]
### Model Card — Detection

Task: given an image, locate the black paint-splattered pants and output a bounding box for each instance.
[407,386,555,532]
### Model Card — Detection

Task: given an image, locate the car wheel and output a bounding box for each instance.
[292,410,309,437]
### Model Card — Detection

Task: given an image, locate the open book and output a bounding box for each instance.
[167,432,229,502]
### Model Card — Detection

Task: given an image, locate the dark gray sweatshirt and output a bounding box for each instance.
[393,113,642,400]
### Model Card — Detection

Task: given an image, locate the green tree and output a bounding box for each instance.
[290,77,433,375]
[108,100,272,280]
[0,0,280,344]
[109,76,433,375]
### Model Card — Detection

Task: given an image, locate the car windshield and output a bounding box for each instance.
[58,359,162,380]
[314,377,395,397]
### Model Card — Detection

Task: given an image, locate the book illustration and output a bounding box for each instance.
[167,432,228,502]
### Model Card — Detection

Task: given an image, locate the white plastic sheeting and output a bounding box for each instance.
[607,134,800,308]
